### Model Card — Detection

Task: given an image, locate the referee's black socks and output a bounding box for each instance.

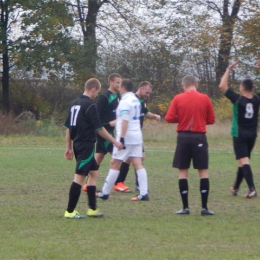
[200,178,209,210]
[234,167,244,190]
[179,179,189,209]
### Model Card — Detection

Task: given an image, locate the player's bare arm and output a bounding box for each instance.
[97,127,123,150]
[219,61,239,93]
[64,128,73,160]
[145,112,161,120]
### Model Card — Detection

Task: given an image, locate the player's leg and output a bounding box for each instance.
[130,145,149,201]
[230,164,243,196]
[87,168,104,217]
[234,137,257,198]
[114,158,131,192]
[134,150,145,191]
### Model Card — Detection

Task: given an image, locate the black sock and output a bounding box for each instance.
[242,164,255,190]
[233,167,243,190]
[200,178,209,210]
[115,162,130,184]
[67,182,81,213]
[87,185,96,210]
[179,179,189,209]
[135,171,139,187]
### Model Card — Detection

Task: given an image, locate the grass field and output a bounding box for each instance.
[1,124,260,259]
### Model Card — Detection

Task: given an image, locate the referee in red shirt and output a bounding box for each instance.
[165,75,215,215]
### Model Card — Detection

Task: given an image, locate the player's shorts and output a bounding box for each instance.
[96,133,114,154]
[233,137,256,160]
[112,143,143,161]
[73,142,99,175]
[173,132,208,169]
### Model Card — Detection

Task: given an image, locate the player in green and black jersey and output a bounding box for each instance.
[63,78,122,219]
[114,81,161,192]
[219,61,260,198]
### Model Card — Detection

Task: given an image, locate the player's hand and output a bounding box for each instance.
[64,149,73,160]
[227,61,239,72]
[154,114,161,121]
[114,140,124,150]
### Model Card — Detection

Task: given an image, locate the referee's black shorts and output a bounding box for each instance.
[233,137,256,160]
[173,132,208,169]
[73,142,99,175]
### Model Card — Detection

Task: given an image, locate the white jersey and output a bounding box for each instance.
[116,92,143,144]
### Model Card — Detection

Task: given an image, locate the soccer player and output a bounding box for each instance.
[114,81,161,192]
[64,78,123,219]
[97,79,149,201]
[82,73,121,192]
[219,61,259,198]
[165,75,215,215]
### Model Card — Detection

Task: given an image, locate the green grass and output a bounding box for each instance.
[0,134,260,259]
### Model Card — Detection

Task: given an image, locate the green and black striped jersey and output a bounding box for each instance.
[225,88,260,138]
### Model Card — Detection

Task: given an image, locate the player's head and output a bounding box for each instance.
[240,78,254,93]
[108,73,122,93]
[137,81,152,99]
[182,75,198,90]
[119,79,133,95]
[84,78,101,99]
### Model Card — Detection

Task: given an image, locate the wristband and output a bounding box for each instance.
[120,137,126,149]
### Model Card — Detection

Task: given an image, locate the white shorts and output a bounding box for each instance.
[112,143,143,161]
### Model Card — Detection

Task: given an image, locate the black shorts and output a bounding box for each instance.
[173,132,208,169]
[73,142,99,175]
[233,137,256,160]
[96,133,114,154]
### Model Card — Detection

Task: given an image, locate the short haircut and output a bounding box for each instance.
[121,79,134,92]
[182,75,197,86]
[241,78,253,92]
[84,78,101,91]
[108,73,121,82]
[138,81,152,89]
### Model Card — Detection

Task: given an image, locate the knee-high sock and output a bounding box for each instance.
[102,169,120,195]
[200,178,209,209]
[136,168,148,195]
[242,164,255,190]
[179,179,189,209]
[115,162,130,184]
[67,182,81,213]
[233,167,244,190]
[87,185,96,210]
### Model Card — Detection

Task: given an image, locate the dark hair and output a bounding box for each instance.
[108,73,121,82]
[121,79,133,92]
[241,78,254,92]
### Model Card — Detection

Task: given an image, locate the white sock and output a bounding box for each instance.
[102,169,120,195]
[136,168,148,196]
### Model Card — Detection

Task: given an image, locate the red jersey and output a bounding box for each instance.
[165,90,215,132]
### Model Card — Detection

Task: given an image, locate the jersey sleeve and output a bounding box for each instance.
[119,100,131,121]
[206,97,215,125]
[225,88,240,103]
[165,97,178,123]
[87,103,103,131]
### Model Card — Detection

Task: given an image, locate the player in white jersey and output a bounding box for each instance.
[97,79,149,201]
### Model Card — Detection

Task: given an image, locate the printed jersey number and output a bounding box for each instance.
[70,105,80,126]
[133,105,141,120]
[245,103,254,119]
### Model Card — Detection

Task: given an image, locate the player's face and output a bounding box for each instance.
[110,77,122,92]
[140,85,152,99]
